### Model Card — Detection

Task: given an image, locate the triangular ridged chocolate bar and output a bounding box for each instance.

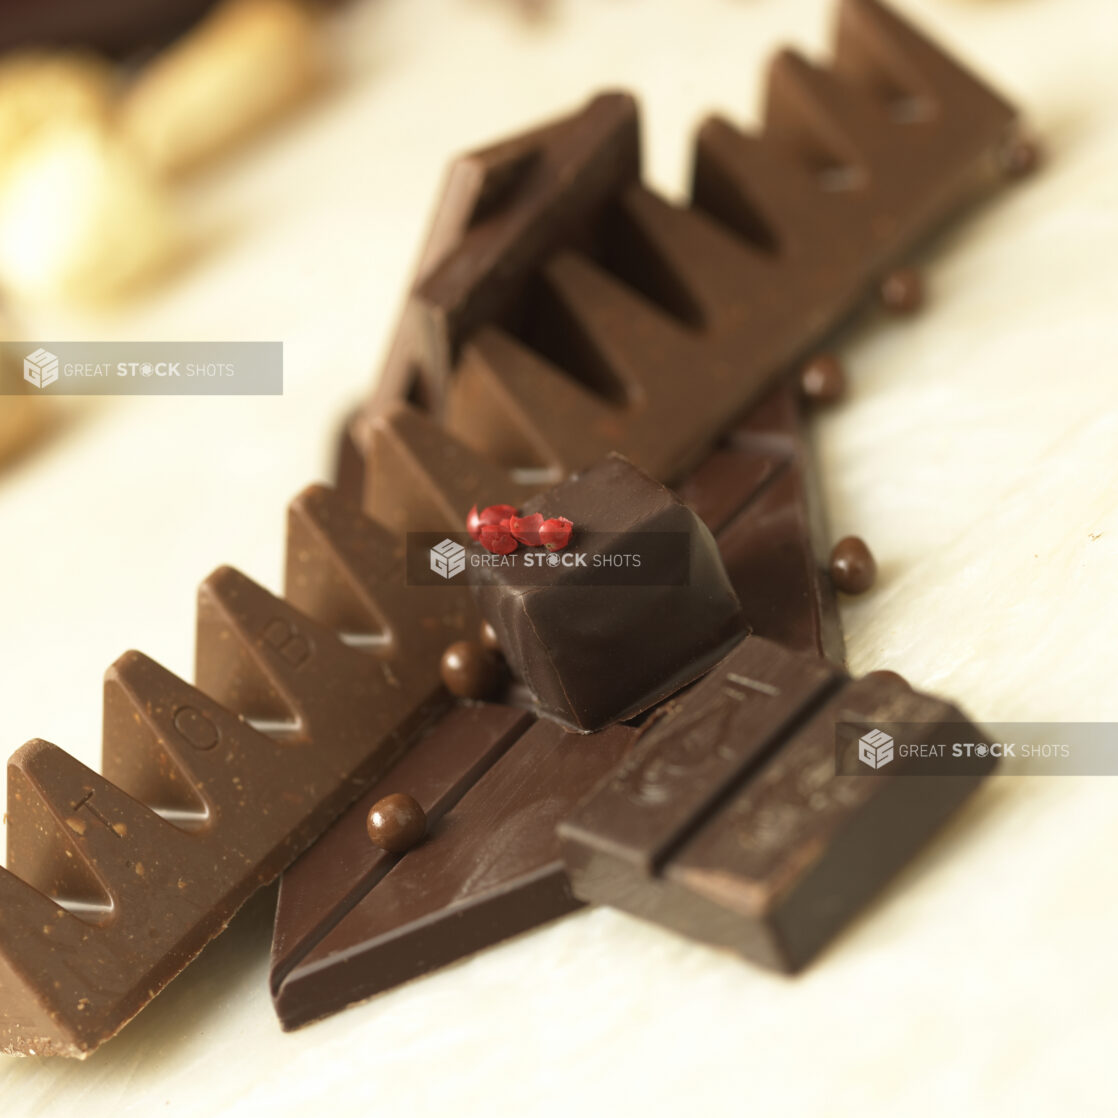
[371,91,641,416]
[0,485,466,1058]
[348,402,539,532]
[351,0,1021,487]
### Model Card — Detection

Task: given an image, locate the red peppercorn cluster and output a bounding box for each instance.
[467,504,573,555]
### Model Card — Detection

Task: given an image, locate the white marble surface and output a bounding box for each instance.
[1,0,1117,1113]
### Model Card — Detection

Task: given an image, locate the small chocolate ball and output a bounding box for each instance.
[798,353,847,405]
[1000,135,1041,179]
[440,640,501,700]
[479,620,503,654]
[830,536,877,595]
[879,267,925,315]
[366,793,426,854]
[864,669,908,690]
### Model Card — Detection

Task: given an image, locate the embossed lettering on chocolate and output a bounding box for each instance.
[559,636,997,972]
[0,486,473,1058]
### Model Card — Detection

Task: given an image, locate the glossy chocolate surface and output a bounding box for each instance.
[344,0,1021,494]
[560,636,996,972]
[475,455,746,732]
[271,708,634,1030]
[0,486,474,1058]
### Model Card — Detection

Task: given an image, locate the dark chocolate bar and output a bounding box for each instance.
[0,485,475,1058]
[277,0,1032,1027]
[271,709,635,1030]
[559,637,996,971]
[682,381,844,664]
[344,0,1024,493]
[266,405,840,1026]
[373,92,640,417]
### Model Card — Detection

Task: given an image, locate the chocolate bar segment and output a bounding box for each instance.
[559,636,996,971]
[351,403,538,535]
[351,0,1022,489]
[0,485,471,1058]
[564,639,842,877]
[362,92,640,422]
[270,704,533,995]
[272,716,635,1030]
[678,382,844,663]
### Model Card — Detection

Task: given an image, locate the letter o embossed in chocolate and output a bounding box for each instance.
[173,705,220,751]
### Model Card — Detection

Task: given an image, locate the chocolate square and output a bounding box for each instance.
[474,454,745,731]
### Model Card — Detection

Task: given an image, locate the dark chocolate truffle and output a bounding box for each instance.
[366,793,427,855]
[830,536,877,595]
[798,354,847,404]
[879,268,925,315]
[473,455,745,733]
[440,640,501,700]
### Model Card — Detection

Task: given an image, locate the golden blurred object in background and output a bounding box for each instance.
[0,51,180,304]
[0,397,49,467]
[0,0,325,307]
[0,118,180,303]
[0,51,115,170]
[120,0,325,178]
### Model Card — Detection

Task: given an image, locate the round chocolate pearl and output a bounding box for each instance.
[798,353,847,405]
[366,793,426,854]
[879,267,925,315]
[440,640,500,700]
[1000,136,1041,179]
[479,620,502,654]
[864,669,908,690]
[829,536,877,595]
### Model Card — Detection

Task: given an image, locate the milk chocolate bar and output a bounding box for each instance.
[344,0,1025,493]
[271,709,635,1030]
[559,637,996,971]
[0,485,475,1058]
